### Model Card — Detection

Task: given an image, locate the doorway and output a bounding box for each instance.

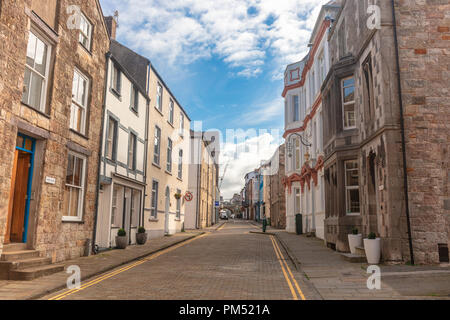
[164,187,170,235]
[5,134,35,244]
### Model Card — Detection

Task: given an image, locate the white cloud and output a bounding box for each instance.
[218,130,282,199]
[100,0,329,78]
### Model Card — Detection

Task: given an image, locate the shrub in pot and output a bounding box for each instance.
[364,232,381,264]
[116,228,128,249]
[136,226,147,245]
[348,227,363,254]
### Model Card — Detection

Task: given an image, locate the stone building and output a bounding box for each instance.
[95,26,150,249]
[185,131,218,229]
[322,0,449,264]
[268,144,287,229]
[0,0,109,275]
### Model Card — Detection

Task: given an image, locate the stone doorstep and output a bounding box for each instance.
[340,253,366,263]
[0,250,40,261]
[9,264,65,281]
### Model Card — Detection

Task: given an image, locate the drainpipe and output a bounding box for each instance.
[195,136,201,229]
[390,0,414,265]
[92,51,111,253]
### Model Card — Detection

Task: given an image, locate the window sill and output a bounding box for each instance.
[110,88,122,100]
[154,106,164,116]
[148,218,159,222]
[177,177,183,182]
[165,170,172,176]
[167,120,174,128]
[152,162,161,169]
[175,218,181,222]
[79,43,92,56]
[62,218,84,224]
[21,102,51,119]
[130,106,139,116]
[70,129,89,140]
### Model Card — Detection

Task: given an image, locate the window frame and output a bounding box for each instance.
[63,151,87,222]
[292,95,300,122]
[128,132,137,170]
[153,126,161,165]
[70,68,90,135]
[78,11,93,51]
[111,62,121,95]
[131,84,139,113]
[179,112,185,137]
[341,76,356,130]
[106,116,118,161]
[178,149,183,179]
[151,180,159,218]
[169,99,174,124]
[156,83,163,112]
[167,138,173,172]
[344,160,360,216]
[22,28,53,114]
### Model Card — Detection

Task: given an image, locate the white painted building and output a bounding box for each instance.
[95,40,150,249]
[282,3,339,238]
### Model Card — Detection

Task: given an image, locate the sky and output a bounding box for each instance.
[99,0,329,199]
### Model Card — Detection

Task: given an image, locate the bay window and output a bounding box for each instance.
[345,160,360,215]
[342,76,356,129]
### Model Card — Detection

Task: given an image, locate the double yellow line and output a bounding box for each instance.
[270,235,306,300]
[48,233,209,300]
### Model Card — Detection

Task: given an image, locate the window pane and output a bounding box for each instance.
[344,104,355,127]
[346,170,358,187]
[16,136,24,149]
[343,77,354,87]
[73,157,82,186]
[63,185,71,216]
[66,154,74,184]
[343,86,355,103]
[69,187,80,217]
[22,68,32,104]
[24,138,33,151]
[29,73,43,109]
[347,189,360,213]
[26,32,37,67]
[34,38,47,75]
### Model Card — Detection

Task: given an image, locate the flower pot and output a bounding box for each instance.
[115,236,128,249]
[364,238,381,264]
[136,232,147,245]
[348,234,363,254]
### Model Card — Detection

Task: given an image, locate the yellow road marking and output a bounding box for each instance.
[48,233,209,300]
[270,236,306,300]
[270,236,298,300]
[216,223,226,231]
[271,236,306,300]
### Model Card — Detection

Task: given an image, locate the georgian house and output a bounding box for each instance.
[322,0,449,264]
[144,66,191,237]
[282,2,339,238]
[0,0,109,279]
[95,22,150,249]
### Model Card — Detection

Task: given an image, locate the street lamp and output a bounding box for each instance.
[286,132,312,158]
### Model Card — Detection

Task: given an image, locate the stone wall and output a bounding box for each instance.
[0,0,109,262]
[395,0,450,264]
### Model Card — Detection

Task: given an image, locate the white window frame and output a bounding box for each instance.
[70,69,90,135]
[22,29,52,113]
[128,132,137,170]
[78,12,92,51]
[151,180,159,218]
[153,126,161,165]
[156,83,163,112]
[178,149,183,179]
[179,112,185,137]
[342,76,356,130]
[63,151,87,222]
[111,185,119,227]
[176,189,181,219]
[169,99,174,124]
[167,138,173,172]
[344,160,360,216]
[111,63,121,94]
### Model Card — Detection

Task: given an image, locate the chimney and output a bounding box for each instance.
[104,15,118,40]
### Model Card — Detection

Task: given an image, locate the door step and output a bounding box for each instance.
[2,243,27,252]
[0,250,40,261]
[9,264,65,281]
[340,253,366,263]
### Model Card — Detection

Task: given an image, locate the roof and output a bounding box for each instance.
[110,39,150,95]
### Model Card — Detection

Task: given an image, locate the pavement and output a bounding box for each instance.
[0,229,207,300]
[250,221,450,300]
[41,220,318,300]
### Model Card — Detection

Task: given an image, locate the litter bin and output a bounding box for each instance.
[295,214,303,235]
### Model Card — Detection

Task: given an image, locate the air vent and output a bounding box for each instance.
[438,243,449,263]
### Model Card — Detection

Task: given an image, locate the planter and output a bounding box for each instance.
[115,236,128,249]
[348,234,363,254]
[136,233,148,245]
[364,238,381,264]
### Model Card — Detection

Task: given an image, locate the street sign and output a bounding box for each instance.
[215,201,220,207]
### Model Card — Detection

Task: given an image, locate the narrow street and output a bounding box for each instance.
[43,221,317,300]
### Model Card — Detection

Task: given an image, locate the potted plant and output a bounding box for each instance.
[348,227,363,254]
[136,227,147,245]
[174,192,182,200]
[364,232,381,264]
[116,228,128,249]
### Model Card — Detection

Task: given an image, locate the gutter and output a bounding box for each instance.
[92,51,111,253]
[390,0,414,265]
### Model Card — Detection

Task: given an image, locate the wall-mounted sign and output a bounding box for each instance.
[184,191,193,202]
[45,176,56,185]
[215,201,220,208]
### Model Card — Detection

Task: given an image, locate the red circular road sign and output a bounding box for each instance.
[184,191,193,202]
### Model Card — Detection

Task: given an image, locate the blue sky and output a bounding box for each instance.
[99,0,328,198]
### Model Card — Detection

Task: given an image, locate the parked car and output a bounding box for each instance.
[220,211,228,220]
[230,213,235,219]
